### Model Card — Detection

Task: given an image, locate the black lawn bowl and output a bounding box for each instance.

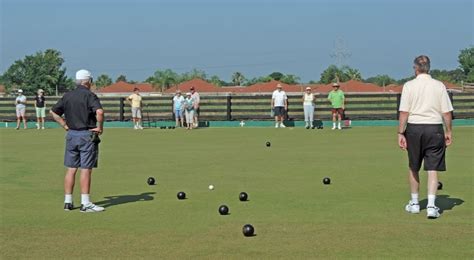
[239,192,248,202]
[266,142,271,147]
[323,177,331,185]
[160,126,166,129]
[147,177,155,185]
[242,224,255,237]
[177,191,186,200]
[218,205,229,215]
[438,181,443,190]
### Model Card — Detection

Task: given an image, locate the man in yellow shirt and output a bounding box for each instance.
[127,88,143,129]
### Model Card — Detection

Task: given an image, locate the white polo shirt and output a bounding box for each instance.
[272,89,287,107]
[399,74,453,124]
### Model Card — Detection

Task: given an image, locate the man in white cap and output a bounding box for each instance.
[34,89,46,129]
[190,86,200,128]
[15,89,27,130]
[271,83,288,128]
[50,69,105,213]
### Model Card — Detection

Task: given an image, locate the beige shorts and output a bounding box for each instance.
[131,107,142,118]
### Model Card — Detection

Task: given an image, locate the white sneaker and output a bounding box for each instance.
[337,125,342,130]
[275,123,279,128]
[134,125,138,130]
[331,126,336,130]
[280,123,286,128]
[138,125,143,130]
[427,206,440,219]
[405,201,420,214]
[80,203,105,213]
[41,126,45,129]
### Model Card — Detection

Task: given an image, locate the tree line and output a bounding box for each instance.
[1,47,472,95]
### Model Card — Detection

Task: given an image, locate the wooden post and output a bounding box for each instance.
[119,97,125,121]
[226,94,232,121]
[449,92,454,119]
[396,93,401,120]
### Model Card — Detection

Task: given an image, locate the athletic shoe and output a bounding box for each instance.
[331,126,336,130]
[138,125,143,130]
[275,123,279,128]
[133,125,138,130]
[337,125,342,130]
[80,203,105,213]
[64,203,74,211]
[280,123,286,128]
[427,206,440,219]
[41,126,45,130]
[405,201,420,214]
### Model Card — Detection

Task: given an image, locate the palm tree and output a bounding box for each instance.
[153,69,179,92]
[232,72,246,86]
[343,66,362,81]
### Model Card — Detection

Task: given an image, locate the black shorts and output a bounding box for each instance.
[273,106,286,116]
[405,124,446,172]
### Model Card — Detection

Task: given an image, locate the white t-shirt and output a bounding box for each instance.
[191,92,200,106]
[399,74,453,124]
[272,90,287,107]
[15,95,26,109]
[303,93,315,106]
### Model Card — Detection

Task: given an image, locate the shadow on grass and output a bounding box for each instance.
[419,195,464,213]
[95,192,156,208]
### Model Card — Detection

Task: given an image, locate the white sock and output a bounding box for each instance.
[333,122,336,127]
[338,122,341,127]
[64,194,73,203]
[81,194,91,205]
[410,193,419,204]
[427,195,436,207]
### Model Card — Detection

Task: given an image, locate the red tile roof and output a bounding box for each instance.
[305,80,384,93]
[97,81,155,93]
[241,80,305,93]
[165,78,222,93]
[384,84,403,93]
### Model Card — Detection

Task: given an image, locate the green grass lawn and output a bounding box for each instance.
[1,126,473,259]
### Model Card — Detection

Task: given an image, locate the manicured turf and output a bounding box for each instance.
[1,126,473,259]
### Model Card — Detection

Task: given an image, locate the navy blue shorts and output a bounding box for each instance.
[273,106,286,116]
[64,130,99,169]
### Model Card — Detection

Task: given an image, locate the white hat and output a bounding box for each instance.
[17,89,23,93]
[305,87,311,90]
[186,92,192,96]
[76,69,92,80]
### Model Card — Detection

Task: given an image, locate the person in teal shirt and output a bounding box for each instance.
[184,93,195,130]
[327,83,345,130]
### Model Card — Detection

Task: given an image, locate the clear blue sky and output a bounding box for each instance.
[1,0,472,82]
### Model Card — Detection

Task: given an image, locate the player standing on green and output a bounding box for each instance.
[327,82,345,130]
[51,69,105,213]
[398,55,453,219]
